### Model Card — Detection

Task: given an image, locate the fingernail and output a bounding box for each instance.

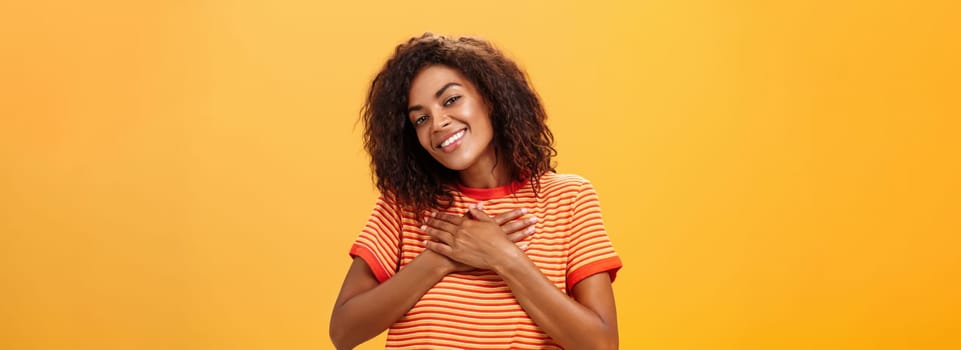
[525,226,535,235]
[469,204,476,209]
[430,212,436,217]
[528,217,538,224]
[519,243,529,251]
[520,208,528,214]
[423,240,429,247]
[420,225,426,231]
[477,202,484,209]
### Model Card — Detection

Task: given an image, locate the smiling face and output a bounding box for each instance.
[407,65,497,174]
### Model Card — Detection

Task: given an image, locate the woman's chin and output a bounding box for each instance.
[438,161,469,172]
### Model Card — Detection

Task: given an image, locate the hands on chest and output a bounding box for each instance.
[421,202,538,272]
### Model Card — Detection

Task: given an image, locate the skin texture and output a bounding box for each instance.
[330,65,618,349]
[406,65,505,188]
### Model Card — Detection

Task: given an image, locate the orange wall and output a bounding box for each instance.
[1,1,959,349]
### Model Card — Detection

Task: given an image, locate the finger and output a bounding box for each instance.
[507,226,536,242]
[467,207,495,223]
[501,216,538,235]
[493,208,528,225]
[425,216,459,234]
[421,224,455,245]
[431,212,464,226]
[465,202,486,220]
[424,240,454,257]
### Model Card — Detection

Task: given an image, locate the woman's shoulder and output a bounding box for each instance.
[535,172,595,191]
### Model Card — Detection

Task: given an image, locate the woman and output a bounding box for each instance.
[330,33,622,349]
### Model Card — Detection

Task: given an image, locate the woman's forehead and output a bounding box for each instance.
[408,65,475,102]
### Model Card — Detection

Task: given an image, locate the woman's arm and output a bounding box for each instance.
[330,208,535,349]
[423,208,618,349]
[329,251,452,350]
[494,249,618,350]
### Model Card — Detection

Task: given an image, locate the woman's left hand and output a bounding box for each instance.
[421,205,528,271]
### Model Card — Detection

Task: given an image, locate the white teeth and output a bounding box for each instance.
[440,130,466,148]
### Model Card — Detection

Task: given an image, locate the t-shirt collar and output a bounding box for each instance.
[456,178,528,201]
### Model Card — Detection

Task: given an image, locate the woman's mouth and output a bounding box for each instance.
[437,129,467,152]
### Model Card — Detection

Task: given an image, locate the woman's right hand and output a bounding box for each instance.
[432,205,536,274]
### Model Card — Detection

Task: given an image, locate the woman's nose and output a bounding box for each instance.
[432,113,452,129]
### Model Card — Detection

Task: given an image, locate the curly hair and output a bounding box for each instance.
[361,33,557,216]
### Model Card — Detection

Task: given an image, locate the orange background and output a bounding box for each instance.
[2,1,959,349]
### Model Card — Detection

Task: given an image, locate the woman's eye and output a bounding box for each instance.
[414,115,428,125]
[444,96,461,106]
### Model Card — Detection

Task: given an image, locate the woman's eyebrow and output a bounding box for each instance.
[407,82,463,113]
[433,82,461,98]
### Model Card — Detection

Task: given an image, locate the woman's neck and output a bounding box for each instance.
[458,163,511,189]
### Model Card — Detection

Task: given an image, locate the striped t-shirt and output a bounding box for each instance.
[350,172,622,349]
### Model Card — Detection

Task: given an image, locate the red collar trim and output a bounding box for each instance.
[457,179,528,201]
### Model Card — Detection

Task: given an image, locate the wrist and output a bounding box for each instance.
[490,245,526,276]
[418,249,456,275]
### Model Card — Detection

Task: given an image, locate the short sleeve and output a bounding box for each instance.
[566,179,622,292]
[349,194,403,283]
